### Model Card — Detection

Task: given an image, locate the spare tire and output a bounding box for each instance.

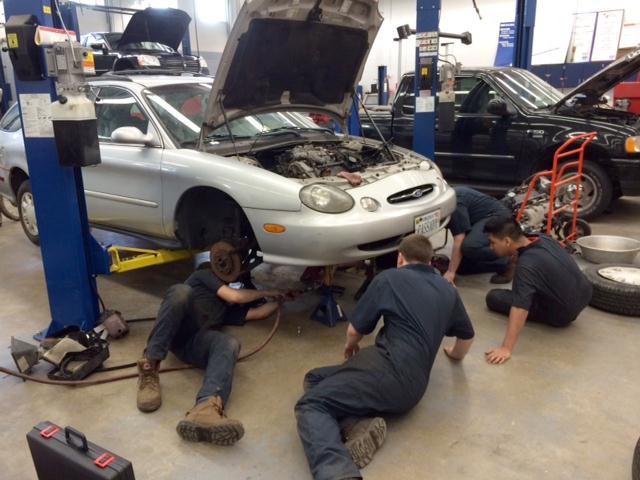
[584,263,640,316]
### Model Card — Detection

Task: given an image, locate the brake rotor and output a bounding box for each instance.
[210,241,242,283]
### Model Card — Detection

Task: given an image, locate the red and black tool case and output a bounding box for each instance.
[27,421,135,480]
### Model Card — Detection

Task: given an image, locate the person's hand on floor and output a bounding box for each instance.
[344,341,360,360]
[443,271,456,286]
[485,346,511,365]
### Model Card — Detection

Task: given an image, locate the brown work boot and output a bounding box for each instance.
[176,396,244,445]
[136,358,161,413]
[490,258,517,284]
[342,417,387,469]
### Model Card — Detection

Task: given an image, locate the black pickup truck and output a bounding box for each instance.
[360,50,640,218]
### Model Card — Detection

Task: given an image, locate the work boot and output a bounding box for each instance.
[136,358,161,413]
[176,396,244,445]
[490,258,517,284]
[342,417,387,469]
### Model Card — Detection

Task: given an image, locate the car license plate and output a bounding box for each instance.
[414,210,441,236]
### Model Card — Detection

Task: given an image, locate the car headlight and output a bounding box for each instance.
[626,136,640,154]
[300,184,354,213]
[360,197,380,212]
[137,55,161,67]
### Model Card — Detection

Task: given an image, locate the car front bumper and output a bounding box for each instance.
[243,170,456,266]
[611,157,640,196]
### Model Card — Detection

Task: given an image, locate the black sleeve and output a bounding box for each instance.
[445,292,475,339]
[449,206,472,236]
[350,275,386,335]
[184,270,224,295]
[511,264,537,311]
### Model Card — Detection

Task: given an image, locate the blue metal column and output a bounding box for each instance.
[5,0,101,335]
[348,85,363,136]
[58,2,81,41]
[377,65,388,106]
[513,0,536,69]
[413,0,440,159]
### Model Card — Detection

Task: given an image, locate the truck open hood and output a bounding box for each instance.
[554,48,640,109]
[203,0,383,134]
[118,8,191,50]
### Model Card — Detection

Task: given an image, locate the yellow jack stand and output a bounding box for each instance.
[108,246,195,274]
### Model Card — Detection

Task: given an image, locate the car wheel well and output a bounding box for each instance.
[9,168,29,197]
[174,187,257,250]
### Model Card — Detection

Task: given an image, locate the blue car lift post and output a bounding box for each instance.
[413,0,440,160]
[4,0,109,337]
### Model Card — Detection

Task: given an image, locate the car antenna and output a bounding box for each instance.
[357,91,395,162]
[219,98,240,159]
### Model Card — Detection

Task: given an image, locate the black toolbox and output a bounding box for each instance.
[27,421,135,480]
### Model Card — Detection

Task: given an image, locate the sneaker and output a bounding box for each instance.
[490,258,516,284]
[343,417,386,469]
[136,358,161,413]
[176,396,244,445]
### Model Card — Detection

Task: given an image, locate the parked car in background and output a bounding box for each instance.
[361,50,640,219]
[81,8,208,76]
[0,0,455,269]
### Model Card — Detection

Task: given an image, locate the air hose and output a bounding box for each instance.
[0,307,281,387]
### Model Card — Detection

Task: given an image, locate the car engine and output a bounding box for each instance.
[501,178,551,233]
[250,141,397,180]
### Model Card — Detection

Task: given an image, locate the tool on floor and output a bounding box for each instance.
[27,421,135,479]
[10,337,40,375]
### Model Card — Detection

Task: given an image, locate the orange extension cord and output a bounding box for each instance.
[0,307,281,387]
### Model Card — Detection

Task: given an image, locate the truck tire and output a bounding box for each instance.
[634,436,640,480]
[559,160,612,220]
[584,263,640,316]
[17,180,40,245]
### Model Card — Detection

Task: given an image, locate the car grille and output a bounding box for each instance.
[158,56,200,72]
[387,184,434,204]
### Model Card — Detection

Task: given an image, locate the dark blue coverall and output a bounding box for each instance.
[295,264,475,480]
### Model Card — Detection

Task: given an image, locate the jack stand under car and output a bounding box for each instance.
[310,267,347,327]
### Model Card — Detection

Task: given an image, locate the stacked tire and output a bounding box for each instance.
[584,264,640,317]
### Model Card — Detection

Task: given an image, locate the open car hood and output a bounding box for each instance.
[203,0,383,134]
[554,48,640,109]
[118,8,191,50]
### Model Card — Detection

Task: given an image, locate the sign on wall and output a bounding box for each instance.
[494,21,515,67]
[591,10,624,61]
[567,12,597,63]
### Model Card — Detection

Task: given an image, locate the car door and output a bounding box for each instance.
[434,75,482,178]
[82,85,165,236]
[0,104,26,199]
[389,75,415,149]
[438,76,526,185]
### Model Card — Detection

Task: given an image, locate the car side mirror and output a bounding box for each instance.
[487,98,513,117]
[111,127,154,146]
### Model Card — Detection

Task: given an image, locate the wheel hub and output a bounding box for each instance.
[598,266,640,286]
[210,241,242,283]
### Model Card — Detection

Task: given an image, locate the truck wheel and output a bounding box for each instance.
[584,263,640,316]
[558,160,612,220]
[0,196,20,221]
[17,180,40,245]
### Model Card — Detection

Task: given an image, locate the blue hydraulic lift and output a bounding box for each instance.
[3,0,107,336]
[413,0,441,160]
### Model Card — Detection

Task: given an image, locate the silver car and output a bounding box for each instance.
[0,0,455,268]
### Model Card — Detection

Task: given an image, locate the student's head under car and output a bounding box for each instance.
[397,234,434,267]
[483,216,525,257]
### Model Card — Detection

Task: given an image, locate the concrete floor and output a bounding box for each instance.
[1,199,640,479]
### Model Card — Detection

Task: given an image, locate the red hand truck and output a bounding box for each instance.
[516,131,597,245]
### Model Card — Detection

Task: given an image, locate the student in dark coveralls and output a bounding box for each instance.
[295,234,475,480]
[483,217,592,365]
[136,262,291,445]
[443,186,514,286]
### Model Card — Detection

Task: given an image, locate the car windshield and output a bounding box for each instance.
[119,41,175,53]
[491,69,564,110]
[144,83,333,147]
[103,33,122,49]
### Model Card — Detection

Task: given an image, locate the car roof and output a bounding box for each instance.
[90,74,213,89]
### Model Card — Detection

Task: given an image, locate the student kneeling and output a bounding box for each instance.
[483,217,593,365]
[295,234,475,480]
